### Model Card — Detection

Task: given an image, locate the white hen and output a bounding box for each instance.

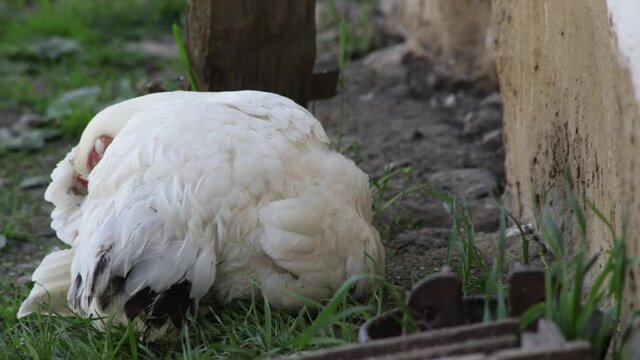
[18,91,384,338]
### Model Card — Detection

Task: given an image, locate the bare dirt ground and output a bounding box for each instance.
[314,47,518,289]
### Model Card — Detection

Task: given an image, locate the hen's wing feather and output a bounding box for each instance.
[17,249,75,317]
[257,153,385,308]
[45,148,84,246]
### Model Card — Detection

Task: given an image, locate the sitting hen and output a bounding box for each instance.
[18,91,384,338]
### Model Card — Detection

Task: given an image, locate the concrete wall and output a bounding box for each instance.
[492,0,640,334]
[383,0,640,340]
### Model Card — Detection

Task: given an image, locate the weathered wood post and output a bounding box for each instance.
[185,0,316,106]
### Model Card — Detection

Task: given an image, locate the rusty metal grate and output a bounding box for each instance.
[276,268,598,360]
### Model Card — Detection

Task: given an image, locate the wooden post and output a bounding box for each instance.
[185,0,316,106]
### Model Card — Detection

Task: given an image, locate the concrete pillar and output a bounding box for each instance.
[492,0,640,336]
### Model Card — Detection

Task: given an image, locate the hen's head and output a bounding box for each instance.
[70,91,187,188]
[72,99,144,188]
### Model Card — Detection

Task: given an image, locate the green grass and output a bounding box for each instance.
[446,197,488,295]
[0,0,183,136]
[369,165,436,242]
[443,167,632,358]
[327,0,377,59]
[483,206,507,322]
[172,23,199,92]
[331,0,377,152]
[517,169,627,359]
[0,275,411,359]
[443,166,628,359]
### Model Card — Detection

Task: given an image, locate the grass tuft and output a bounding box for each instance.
[446,197,487,295]
[327,0,377,59]
[519,171,628,359]
[370,165,434,241]
[1,275,411,358]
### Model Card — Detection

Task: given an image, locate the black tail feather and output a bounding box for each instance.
[150,281,193,328]
[118,280,194,330]
[124,286,157,320]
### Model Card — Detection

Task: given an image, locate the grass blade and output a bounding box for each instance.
[563,167,586,240]
[494,201,530,265]
[172,22,199,92]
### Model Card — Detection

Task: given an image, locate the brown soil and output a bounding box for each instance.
[313,50,530,289]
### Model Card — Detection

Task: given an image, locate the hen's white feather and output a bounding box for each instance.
[17,249,75,317]
[19,91,383,338]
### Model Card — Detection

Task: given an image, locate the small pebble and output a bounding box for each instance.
[444,94,457,108]
[20,176,50,189]
[479,91,503,107]
[463,112,475,125]
[360,92,375,102]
